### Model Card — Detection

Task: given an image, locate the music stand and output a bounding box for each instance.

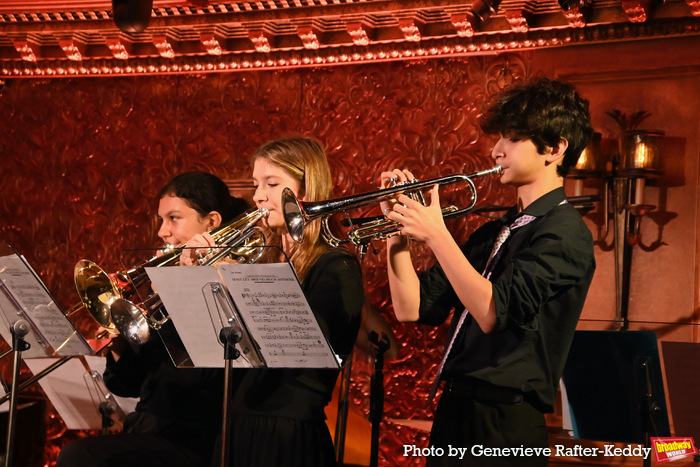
[22,357,137,433]
[368,331,390,467]
[334,352,353,464]
[562,330,670,447]
[145,260,340,467]
[0,243,94,467]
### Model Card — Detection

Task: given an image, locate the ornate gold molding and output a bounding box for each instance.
[2,17,700,78]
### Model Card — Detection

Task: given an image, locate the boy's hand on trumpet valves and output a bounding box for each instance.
[378,168,413,218]
[379,169,448,245]
[387,185,446,245]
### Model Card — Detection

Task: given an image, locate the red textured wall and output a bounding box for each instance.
[0,55,522,465]
[3,37,700,465]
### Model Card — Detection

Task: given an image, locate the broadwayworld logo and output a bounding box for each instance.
[651,437,697,464]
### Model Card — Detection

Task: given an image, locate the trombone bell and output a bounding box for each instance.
[110,298,151,345]
[74,259,120,333]
[73,207,269,346]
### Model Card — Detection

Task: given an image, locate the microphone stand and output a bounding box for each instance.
[219,324,242,467]
[368,331,390,467]
[5,320,31,467]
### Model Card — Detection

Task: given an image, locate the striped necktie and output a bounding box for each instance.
[427,213,537,401]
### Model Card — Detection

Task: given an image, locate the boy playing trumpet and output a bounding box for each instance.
[382,77,596,466]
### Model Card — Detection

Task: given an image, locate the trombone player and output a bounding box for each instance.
[381,77,596,466]
[57,171,249,467]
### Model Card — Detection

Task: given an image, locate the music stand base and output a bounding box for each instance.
[5,325,31,467]
[219,325,242,467]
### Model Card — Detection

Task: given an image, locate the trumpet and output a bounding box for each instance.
[74,207,268,345]
[283,166,502,246]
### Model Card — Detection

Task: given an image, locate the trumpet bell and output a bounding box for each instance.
[74,259,119,333]
[110,298,151,345]
[282,187,306,243]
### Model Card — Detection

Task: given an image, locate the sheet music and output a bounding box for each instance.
[18,357,137,430]
[146,266,255,368]
[218,263,339,369]
[0,249,93,357]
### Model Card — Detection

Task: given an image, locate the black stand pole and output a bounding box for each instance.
[638,357,658,467]
[218,325,242,467]
[334,352,353,465]
[98,401,116,435]
[5,320,31,467]
[368,331,390,467]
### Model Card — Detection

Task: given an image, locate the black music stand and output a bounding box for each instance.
[218,322,242,467]
[562,330,670,448]
[334,352,353,464]
[203,281,253,467]
[23,358,133,433]
[146,260,341,467]
[0,243,94,467]
[368,331,391,467]
[3,320,30,467]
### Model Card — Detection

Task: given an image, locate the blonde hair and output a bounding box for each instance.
[251,136,334,281]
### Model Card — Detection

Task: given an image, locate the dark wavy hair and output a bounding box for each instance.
[479,77,593,177]
[158,171,249,222]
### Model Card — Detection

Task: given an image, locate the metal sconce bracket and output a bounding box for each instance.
[569,129,665,329]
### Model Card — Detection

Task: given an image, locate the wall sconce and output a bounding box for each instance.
[571,132,604,190]
[619,129,664,216]
[569,124,665,330]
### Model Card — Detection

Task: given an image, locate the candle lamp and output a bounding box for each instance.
[568,128,664,329]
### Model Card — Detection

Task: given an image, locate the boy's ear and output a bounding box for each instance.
[546,137,569,165]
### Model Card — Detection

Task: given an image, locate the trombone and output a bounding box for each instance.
[283,166,502,247]
[74,207,268,345]
[0,210,267,410]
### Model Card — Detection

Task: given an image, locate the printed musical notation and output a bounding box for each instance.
[0,250,93,357]
[253,315,313,325]
[264,340,329,358]
[218,263,339,368]
[144,262,338,369]
[241,291,306,309]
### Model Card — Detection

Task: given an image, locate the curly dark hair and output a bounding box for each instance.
[158,171,249,223]
[479,77,593,177]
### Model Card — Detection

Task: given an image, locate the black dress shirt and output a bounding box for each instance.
[418,187,596,412]
[231,247,364,420]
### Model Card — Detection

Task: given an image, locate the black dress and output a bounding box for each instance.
[56,327,225,467]
[222,248,364,467]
